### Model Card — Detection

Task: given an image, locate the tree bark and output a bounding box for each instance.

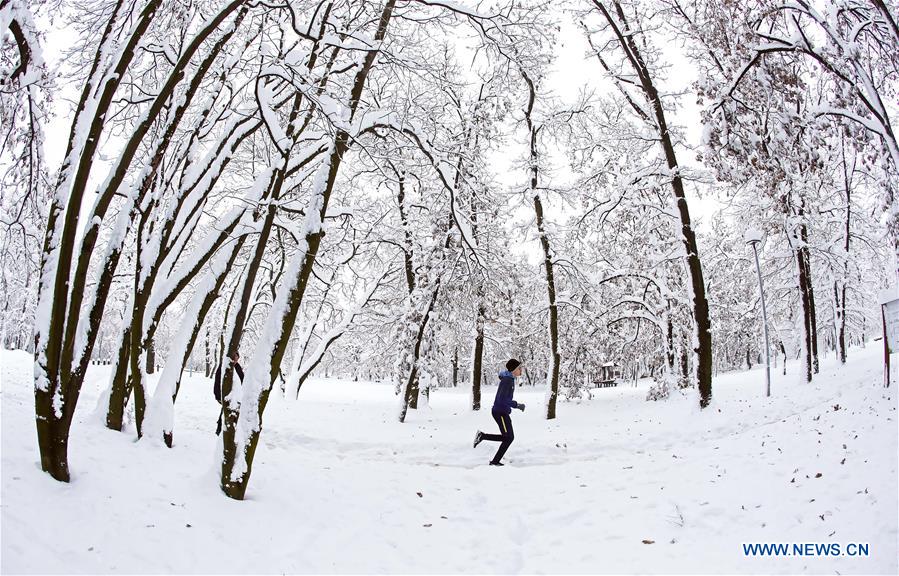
[146,338,155,374]
[106,325,132,431]
[797,242,814,383]
[33,406,70,482]
[398,286,439,423]
[395,166,421,410]
[471,302,485,410]
[535,192,561,418]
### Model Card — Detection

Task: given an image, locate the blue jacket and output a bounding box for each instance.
[492,370,520,415]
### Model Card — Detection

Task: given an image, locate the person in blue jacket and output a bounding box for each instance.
[473,358,526,466]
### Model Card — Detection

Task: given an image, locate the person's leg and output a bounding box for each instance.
[478,411,505,443]
[490,413,514,464]
[480,431,504,442]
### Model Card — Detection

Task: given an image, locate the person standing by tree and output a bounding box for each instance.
[473,359,526,466]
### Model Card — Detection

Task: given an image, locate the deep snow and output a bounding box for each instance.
[1,345,896,574]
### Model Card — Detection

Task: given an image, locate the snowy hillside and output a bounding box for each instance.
[2,346,895,574]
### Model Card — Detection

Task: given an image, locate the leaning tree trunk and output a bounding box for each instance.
[33,0,165,483]
[221,0,395,500]
[36,0,248,476]
[396,220,451,424]
[592,0,712,407]
[398,283,441,423]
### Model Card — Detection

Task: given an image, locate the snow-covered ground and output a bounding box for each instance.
[2,346,896,574]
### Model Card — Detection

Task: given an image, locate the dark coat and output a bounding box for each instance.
[492,370,520,415]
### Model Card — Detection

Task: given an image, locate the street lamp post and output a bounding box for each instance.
[745,229,771,397]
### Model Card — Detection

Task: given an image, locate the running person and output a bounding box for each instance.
[473,359,525,466]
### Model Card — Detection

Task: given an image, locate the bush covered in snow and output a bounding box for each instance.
[646,373,677,401]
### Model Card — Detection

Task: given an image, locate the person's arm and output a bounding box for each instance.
[508,380,524,411]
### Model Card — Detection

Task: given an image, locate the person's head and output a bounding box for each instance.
[506,358,522,377]
[229,351,240,364]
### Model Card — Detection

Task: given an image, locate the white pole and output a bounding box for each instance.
[750,242,771,397]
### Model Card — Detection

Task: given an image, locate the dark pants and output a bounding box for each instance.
[481,411,514,463]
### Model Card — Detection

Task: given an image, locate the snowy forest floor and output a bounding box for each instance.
[2,346,897,574]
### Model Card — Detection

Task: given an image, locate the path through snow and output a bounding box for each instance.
[1,345,896,573]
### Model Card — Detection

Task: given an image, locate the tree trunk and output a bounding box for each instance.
[35,389,71,482]
[146,337,155,374]
[221,0,395,500]
[594,0,712,407]
[518,69,561,420]
[106,325,132,431]
[128,265,152,438]
[409,376,420,409]
[838,138,852,364]
[794,199,819,375]
[804,246,819,374]
[797,244,814,383]
[780,342,787,376]
[452,347,458,388]
[395,164,420,411]
[535,192,561,419]
[205,333,211,378]
[666,303,675,371]
[398,283,441,423]
[471,303,485,410]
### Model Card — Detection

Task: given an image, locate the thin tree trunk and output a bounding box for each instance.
[780,342,787,376]
[666,302,675,371]
[205,333,211,378]
[804,244,819,374]
[797,243,814,383]
[838,135,853,364]
[146,338,155,374]
[535,192,561,419]
[471,303,485,410]
[519,69,561,419]
[393,163,421,410]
